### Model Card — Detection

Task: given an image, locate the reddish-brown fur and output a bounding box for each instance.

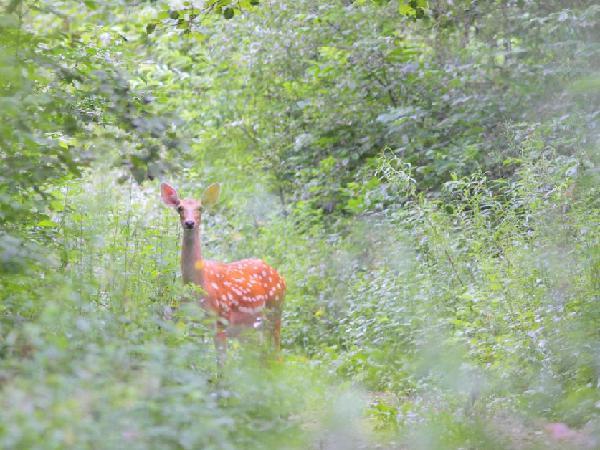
[161,182,285,356]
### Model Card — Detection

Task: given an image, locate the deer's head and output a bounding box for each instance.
[160,182,221,230]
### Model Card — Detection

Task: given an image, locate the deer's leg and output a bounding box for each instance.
[214,319,227,372]
[273,307,281,353]
[256,315,265,347]
[265,304,282,354]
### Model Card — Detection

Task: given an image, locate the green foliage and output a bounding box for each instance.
[181,0,599,216]
[1,0,599,448]
[0,174,365,449]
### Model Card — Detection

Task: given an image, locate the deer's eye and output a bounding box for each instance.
[177,206,184,213]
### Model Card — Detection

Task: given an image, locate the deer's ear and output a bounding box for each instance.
[201,183,221,208]
[161,183,180,207]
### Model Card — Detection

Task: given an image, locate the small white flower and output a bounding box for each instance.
[99,33,111,46]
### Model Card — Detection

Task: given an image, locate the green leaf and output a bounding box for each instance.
[223,8,234,19]
[49,200,65,212]
[37,219,58,228]
[83,0,98,10]
[398,1,414,16]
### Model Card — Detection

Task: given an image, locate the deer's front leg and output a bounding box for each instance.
[214,319,227,372]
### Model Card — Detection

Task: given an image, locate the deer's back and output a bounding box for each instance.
[202,258,285,319]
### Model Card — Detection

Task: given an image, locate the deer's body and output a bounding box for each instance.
[162,183,285,356]
[200,259,285,318]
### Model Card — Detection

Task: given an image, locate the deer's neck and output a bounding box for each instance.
[181,229,203,286]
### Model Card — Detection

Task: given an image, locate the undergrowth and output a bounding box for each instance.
[1,134,598,449]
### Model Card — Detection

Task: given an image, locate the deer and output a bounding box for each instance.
[160,182,285,364]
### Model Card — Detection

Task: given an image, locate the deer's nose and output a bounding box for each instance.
[184,220,195,229]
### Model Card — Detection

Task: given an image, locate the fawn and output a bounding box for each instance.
[161,182,285,360]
